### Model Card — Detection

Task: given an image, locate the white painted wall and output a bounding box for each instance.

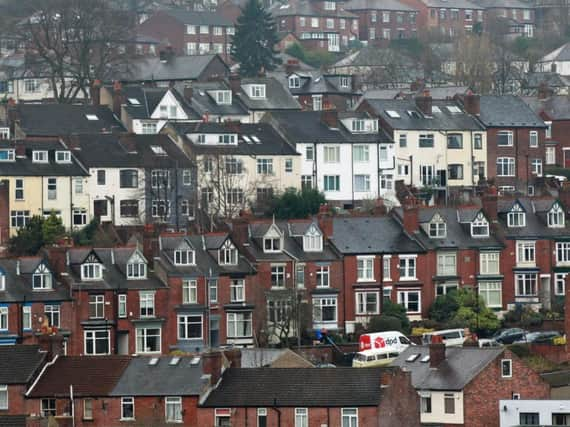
[421,391,464,425]
[500,399,570,426]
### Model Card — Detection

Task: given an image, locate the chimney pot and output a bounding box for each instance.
[228,73,241,95]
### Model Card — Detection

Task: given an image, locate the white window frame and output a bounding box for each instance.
[548,204,565,228]
[557,242,570,265]
[139,291,155,318]
[323,175,340,192]
[480,252,500,275]
[182,279,198,304]
[355,292,379,315]
[83,329,110,355]
[121,397,135,420]
[0,385,7,410]
[501,359,512,378]
[81,263,102,281]
[227,312,253,338]
[508,204,526,227]
[357,256,374,282]
[437,252,456,276]
[398,255,417,280]
[397,289,421,313]
[515,273,537,296]
[383,256,391,281]
[32,151,48,163]
[177,314,203,340]
[135,327,161,354]
[118,294,127,318]
[230,279,245,302]
[471,213,489,237]
[342,408,358,427]
[516,241,535,266]
[478,281,502,308]
[0,307,7,331]
[165,396,182,423]
[497,130,513,146]
[316,265,330,288]
[295,408,308,427]
[174,249,195,266]
[529,131,538,147]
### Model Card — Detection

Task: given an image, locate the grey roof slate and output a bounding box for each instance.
[238,77,301,111]
[522,95,570,121]
[0,416,27,427]
[175,81,249,118]
[345,0,416,11]
[14,104,125,137]
[422,0,484,9]
[270,0,358,18]
[478,95,546,128]
[110,356,208,396]
[393,346,503,390]
[329,216,423,254]
[541,43,570,63]
[474,0,532,8]
[119,86,201,121]
[364,99,484,131]
[163,7,233,25]
[202,367,385,407]
[541,370,570,387]
[0,345,46,384]
[271,71,360,96]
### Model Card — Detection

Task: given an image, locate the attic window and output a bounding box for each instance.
[128,98,140,105]
[33,264,52,290]
[288,76,300,89]
[85,114,99,121]
[548,203,565,228]
[127,261,147,279]
[407,110,422,119]
[420,355,430,363]
[431,106,442,113]
[303,225,322,252]
[0,149,15,162]
[471,213,489,237]
[55,151,71,163]
[219,240,238,265]
[148,357,159,366]
[406,354,420,362]
[385,110,400,119]
[249,84,266,99]
[82,262,103,280]
[251,136,261,143]
[428,219,446,238]
[32,151,48,163]
[174,249,195,266]
[150,145,167,156]
[507,204,525,228]
[215,90,232,105]
[446,105,461,114]
[340,76,349,88]
[169,357,181,366]
[190,356,200,365]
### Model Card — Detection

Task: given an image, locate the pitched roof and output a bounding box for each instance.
[238,77,301,111]
[162,7,233,25]
[345,0,416,11]
[176,81,249,118]
[202,367,385,407]
[497,197,568,239]
[270,0,358,18]
[422,0,483,9]
[0,416,27,427]
[0,345,46,384]
[522,95,570,121]
[240,348,314,368]
[541,370,570,387]
[119,86,201,121]
[110,356,208,396]
[393,346,503,390]
[27,356,131,397]
[330,216,424,254]
[540,42,570,63]
[478,95,546,127]
[473,0,532,8]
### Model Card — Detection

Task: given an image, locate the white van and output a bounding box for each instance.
[421,329,467,347]
[353,331,412,367]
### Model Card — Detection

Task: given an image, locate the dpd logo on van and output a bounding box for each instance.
[374,337,385,348]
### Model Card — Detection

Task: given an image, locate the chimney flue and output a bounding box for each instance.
[463,90,480,115]
[415,89,432,116]
[482,185,498,222]
[429,335,446,368]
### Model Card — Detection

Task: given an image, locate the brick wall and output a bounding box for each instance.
[377,369,420,427]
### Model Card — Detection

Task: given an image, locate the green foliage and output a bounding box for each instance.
[72,218,100,246]
[284,43,336,69]
[269,188,326,219]
[42,213,65,245]
[377,299,412,335]
[545,166,570,180]
[503,304,544,328]
[389,38,424,60]
[428,288,500,335]
[509,344,531,358]
[368,315,404,333]
[231,0,281,76]
[9,216,45,256]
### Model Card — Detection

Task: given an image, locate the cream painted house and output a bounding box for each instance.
[0,140,90,238]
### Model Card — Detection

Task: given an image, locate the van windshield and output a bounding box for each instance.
[399,336,411,345]
[354,353,368,362]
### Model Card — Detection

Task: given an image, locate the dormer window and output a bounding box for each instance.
[218,134,237,145]
[303,224,322,252]
[219,240,238,265]
[0,149,15,162]
[288,76,300,89]
[549,203,565,228]
[428,214,446,238]
[127,252,147,279]
[33,151,48,163]
[471,212,489,237]
[215,90,232,105]
[507,204,525,228]
[264,237,281,252]
[33,264,52,290]
[340,76,349,88]
[82,263,103,281]
[351,119,377,133]
[0,272,4,291]
[174,250,195,266]
[55,151,71,163]
[249,84,266,99]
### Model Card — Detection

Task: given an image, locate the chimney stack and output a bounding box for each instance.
[463,90,480,115]
[224,348,242,368]
[410,78,424,93]
[112,81,124,116]
[402,201,419,234]
[90,79,102,106]
[15,141,25,157]
[317,204,333,237]
[38,334,65,361]
[184,85,193,101]
[538,82,552,100]
[415,89,432,116]
[560,182,570,212]
[285,59,300,75]
[481,185,498,222]
[320,108,338,128]
[228,73,241,95]
[429,335,446,368]
[202,351,224,386]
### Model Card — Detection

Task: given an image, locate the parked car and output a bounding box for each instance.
[478,338,503,348]
[491,328,527,344]
[514,331,562,344]
[421,329,467,347]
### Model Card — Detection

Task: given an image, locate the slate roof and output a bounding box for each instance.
[541,370,570,387]
[13,104,125,137]
[0,345,46,384]
[238,77,301,111]
[175,81,249,118]
[393,346,503,390]
[240,348,314,368]
[202,367,385,407]
[65,134,192,169]
[523,72,570,89]
[345,0,416,11]
[119,86,201,121]
[394,207,503,250]
[66,247,167,291]
[540,42,570,63]
[0,258,70,303]
[266,111,392,144]
[163,7,233,25]
[28,356,131,397]
[110,356,208,396]
[329,216,423,254]
[271,71,360,96]
[114,55,229,83]
[364,98,484,131]
[478,95,546,127]
[422,0,483,9]
[522,95,570,121]
[0,140,88,177]
[474,0,532,8]
[0,416,27,427]
[270,0,358,18]
[171,122,299,156]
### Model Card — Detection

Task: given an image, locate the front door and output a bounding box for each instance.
[117,331,129,355]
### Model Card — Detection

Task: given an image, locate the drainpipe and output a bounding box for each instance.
[271,399,281,427]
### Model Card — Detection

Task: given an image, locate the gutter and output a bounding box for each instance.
[26,354,59,397]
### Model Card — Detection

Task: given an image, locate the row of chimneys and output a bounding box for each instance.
[413,90,481,116]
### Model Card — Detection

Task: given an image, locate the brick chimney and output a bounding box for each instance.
[224,348,242,368]
[538,82,552,100]
[202,351,223,386]
[317,204,333,237]
[228,73,241,95]
[112,80,124,116]
[463,90,480,115]
[320,109,338,129]
[559,182,570,212]
[181,85,193,101]
[410,78,424,93]
[231,215,251,246]
[38,334,65,361]
[415,89,432,116]
[482,185,498,222]
[402,203,419,235]
[90,79,102,106]
[285,59,300,74]
[429,335,445,368]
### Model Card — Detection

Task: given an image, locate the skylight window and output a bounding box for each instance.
[169,357,181,365]
[407,110,421,119]
[150,145,167,156]
[446,105,462,114]
[432,106,442,113]
[148,357,160,365]
[386,110,400,118]
[406,354,420,362]
[252,136,261,143]
[243,136,252,143]
[420,355,430,363]
[128,98,141,105]
[190,356,200,365]
[85,114,99,121]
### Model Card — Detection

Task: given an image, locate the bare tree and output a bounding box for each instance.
[452,34,494,93]
[21,0,135,103]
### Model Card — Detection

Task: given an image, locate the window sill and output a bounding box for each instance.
[120,419,136,422]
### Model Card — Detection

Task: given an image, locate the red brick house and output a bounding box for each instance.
[198,366,420,427]
[399,0,485,39]
[269,0,360,52]
[154,233,257,350]
[344,0,419,44]
[137,8,235,62]
[394,343,550,427]
[477,0,536,38]
[476,95,547,196]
